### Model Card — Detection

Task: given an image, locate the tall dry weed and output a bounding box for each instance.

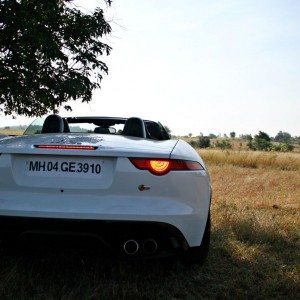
[199,149,300,171]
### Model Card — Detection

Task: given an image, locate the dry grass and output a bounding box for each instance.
[200,149,300,171]
[0,151,299,298]
[209,163,300,297]
[0,128,24,135]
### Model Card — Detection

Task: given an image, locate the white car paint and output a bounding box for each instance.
[0,132,211,249]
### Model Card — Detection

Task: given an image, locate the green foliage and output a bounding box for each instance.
[189,140,198,148]
[214,139,232,150]
[275,131,292,143]
[248,131,271,151]
[0,0,112,117]
[198,136,211,148]
[271,143,294,152]
[252,139,271,151]
[247,131,294,152]
[256,131,271,142]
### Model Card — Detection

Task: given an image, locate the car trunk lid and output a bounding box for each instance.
[0,134,178,190]
[0,134,178,158]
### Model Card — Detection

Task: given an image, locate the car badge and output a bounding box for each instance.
[138,184,151,191]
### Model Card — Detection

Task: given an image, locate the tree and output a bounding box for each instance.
[256,131,271,142]
[0,0,112,117]
[208,133,217,139]
[188,133,192,137]
[248,131,271,151]
[229,131,236,139]
[275,131,292,143]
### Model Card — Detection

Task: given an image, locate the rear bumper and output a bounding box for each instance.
[0,216,189,257]
[0,207,208,248]
[0,179,211,247]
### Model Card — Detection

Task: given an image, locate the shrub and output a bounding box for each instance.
[271,143,294,152]
[189,140,198,148]
[214,139,232,150]
[248,131,271,151]
[252,138,272,151]
[198,136,211,148]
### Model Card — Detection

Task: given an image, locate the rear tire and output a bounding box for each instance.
[182,212,211,265]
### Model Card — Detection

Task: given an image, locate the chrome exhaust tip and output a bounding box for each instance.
[143,239,158,254]
[123,239,139,255]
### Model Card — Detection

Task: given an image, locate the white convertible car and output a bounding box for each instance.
[0,115,211,263]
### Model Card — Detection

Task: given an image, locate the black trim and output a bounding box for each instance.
[0,216,189,257]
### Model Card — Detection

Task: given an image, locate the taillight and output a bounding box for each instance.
[129,158,204,176]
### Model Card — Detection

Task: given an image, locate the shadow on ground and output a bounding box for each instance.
[0,222,299,299]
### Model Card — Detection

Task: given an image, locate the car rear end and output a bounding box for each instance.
[0,134,211,259]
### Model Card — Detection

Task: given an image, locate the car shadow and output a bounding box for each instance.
[0,221,298,299]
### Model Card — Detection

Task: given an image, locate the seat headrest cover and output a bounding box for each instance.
[41,115,64,134]
[146,122,163,140]
[122,117,145,138]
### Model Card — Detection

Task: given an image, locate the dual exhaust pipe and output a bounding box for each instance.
[123,239,158,255]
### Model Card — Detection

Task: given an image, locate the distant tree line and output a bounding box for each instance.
[185,130,298,152]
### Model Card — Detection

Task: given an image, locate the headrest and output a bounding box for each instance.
[122,117,145,138]
[41,115,64,133]
[146,122,163,140]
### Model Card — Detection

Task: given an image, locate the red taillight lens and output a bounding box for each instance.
[35,145,97,150]
[129,158,204,176]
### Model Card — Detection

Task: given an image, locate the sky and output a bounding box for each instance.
[1,0,299,136]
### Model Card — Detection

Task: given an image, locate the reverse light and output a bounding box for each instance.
[35,145,97,150]
[129,158,204,176]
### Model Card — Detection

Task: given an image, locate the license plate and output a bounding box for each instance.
[26,159,102,175]
[12,155,114,189]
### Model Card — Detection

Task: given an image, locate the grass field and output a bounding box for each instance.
[0,128,25,136]
[0,151,299,299]
[200,149,300,170]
